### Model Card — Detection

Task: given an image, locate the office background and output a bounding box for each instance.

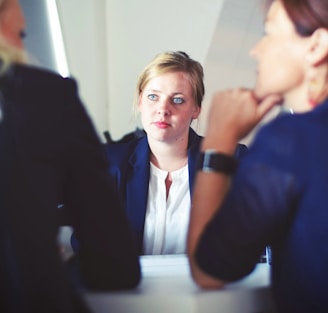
[21,0,271,144]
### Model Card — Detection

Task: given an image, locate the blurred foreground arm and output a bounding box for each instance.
[187,89,279,287]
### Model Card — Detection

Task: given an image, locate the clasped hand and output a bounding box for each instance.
[205,88,282,142]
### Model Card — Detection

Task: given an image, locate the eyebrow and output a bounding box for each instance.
[145,89,185,96]
[145,89,161,93]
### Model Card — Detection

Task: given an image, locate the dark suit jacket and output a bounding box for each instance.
[105,128,247,253]
[0,64,140,313]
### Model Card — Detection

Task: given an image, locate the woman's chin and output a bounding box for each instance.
[254,87,282,104]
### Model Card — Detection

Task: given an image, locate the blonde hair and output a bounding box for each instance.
[0,0,28,74]
[133,51,205,116]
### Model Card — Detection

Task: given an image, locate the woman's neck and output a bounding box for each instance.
[284,85,311,113]
[149,139,188,172]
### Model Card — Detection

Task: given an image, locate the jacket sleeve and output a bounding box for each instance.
[59,78,140,290]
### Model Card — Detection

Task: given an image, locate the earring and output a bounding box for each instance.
[308,78,319,107]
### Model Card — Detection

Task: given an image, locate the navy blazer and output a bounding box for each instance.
[105,128,247,253]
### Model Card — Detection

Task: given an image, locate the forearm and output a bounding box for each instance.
[187,89,279,287]
[187,135,236,288]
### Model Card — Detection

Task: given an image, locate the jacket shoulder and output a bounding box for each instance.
[105,137,144,166]
[4,64,78,96]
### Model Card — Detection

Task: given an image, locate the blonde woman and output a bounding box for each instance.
[105,51,247,255]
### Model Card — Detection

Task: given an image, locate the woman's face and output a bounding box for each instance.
[251,1,310,107]
[0,0,25,48]
[138,71,200,144]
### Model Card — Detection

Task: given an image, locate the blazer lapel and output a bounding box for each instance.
[188,128,202,196]
[126,137,150,252]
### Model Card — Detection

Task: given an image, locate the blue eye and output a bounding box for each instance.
[148,94,158,101]
[172,97,184,104]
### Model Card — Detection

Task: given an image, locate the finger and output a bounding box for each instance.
[257,94,282,118]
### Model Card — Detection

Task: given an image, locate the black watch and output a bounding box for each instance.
[197,149,237,175]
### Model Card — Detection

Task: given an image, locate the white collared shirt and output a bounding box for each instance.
[143,163,190,255]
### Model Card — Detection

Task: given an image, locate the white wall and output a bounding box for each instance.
[56,0,108,139]
[105,0,224,140]
[55,0,272,143]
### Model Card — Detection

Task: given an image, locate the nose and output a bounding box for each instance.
[157,97,171,116]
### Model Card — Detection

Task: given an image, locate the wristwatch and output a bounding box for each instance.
[197,149,237,175]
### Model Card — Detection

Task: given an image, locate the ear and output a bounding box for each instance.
[307,28,328,66]
[192,105,201,119]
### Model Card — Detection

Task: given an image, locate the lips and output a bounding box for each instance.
[154,121,170,128]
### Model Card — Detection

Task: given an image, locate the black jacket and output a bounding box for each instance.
[0,64,140,313]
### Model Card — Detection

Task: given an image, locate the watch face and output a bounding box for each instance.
[198,151,237,174]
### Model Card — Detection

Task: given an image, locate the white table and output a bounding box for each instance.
[85,255,276,313]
